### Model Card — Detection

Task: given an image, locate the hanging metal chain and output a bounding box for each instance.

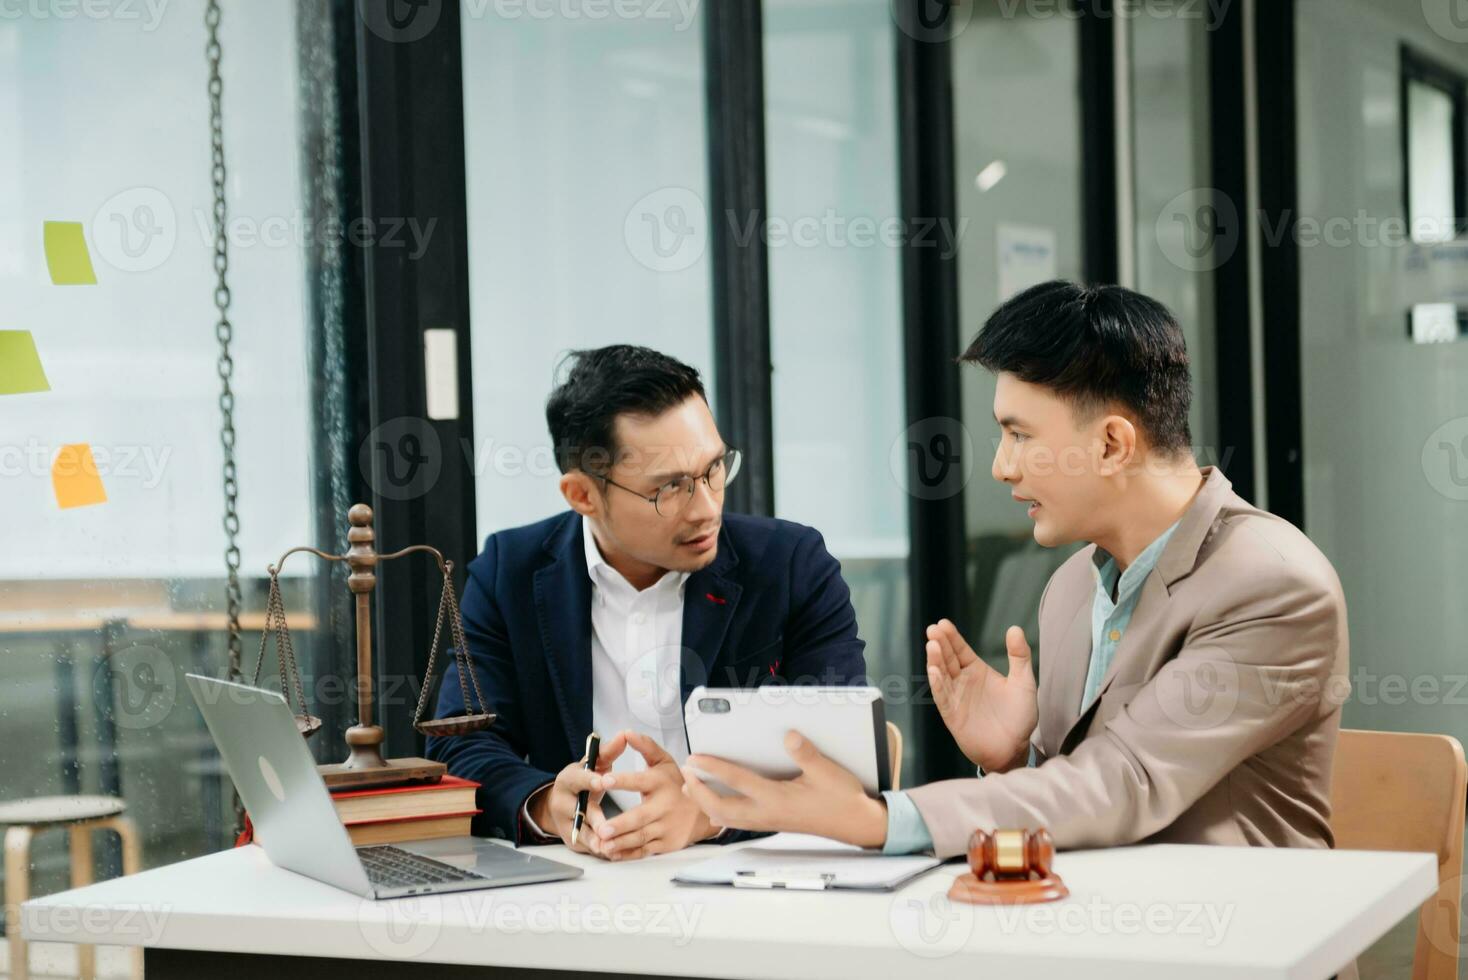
[254,571,307,709]
[254,569,321,737]
[410,561,490,728]
[206,0,249,844]
[207,0,244,683]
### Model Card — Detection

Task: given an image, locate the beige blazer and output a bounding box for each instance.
[908,466,1351,859]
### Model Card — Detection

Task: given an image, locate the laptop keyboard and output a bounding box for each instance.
[357,845,489,889]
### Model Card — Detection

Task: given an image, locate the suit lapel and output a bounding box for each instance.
[1057,573,1169,751]
[532,514,594,759]
[680,526,742,703]
[1055,466,1234,752]
[1044,588,1095,757]
[1156,465,1232,591]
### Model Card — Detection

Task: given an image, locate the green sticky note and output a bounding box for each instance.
[0,330,52,395]
[43,221,97,285]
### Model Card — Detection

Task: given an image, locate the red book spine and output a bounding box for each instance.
[341,809,482,828]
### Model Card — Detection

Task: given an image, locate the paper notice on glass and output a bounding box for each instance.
[997,223,1057,301]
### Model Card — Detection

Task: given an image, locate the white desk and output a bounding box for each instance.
[22,837,1435,980]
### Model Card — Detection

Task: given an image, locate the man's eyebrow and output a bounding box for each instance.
[994,412,1028,428]
[643,445,728,484]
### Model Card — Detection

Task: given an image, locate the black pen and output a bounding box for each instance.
[572,731,601,843]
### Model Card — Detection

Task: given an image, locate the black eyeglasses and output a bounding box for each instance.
[594,448,742,518]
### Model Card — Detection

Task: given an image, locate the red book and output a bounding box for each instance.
[329,775,480,823]
[234,776,483,848]
[343,810,482,846]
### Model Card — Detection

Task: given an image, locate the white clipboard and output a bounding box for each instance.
[672,834,943,892]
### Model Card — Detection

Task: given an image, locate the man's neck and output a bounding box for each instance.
[1092,460,1206,573]
[589,521,668,592]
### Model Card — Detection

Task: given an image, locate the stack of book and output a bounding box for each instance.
[329,775,481,846]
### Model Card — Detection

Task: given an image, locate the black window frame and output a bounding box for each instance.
[1400,44,1468,243]
[344,0,480,759]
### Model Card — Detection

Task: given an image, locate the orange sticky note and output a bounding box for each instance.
[52,444,109,509]
[43,221,98,285]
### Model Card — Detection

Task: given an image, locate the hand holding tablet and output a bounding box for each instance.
[683,686,891,797]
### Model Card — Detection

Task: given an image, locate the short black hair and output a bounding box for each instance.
[960,280,1193,455]
[545,345,708,474]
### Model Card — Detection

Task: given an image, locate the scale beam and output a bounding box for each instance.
[249,503,495,791]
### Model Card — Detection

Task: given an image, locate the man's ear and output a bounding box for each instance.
[560,471,601,517]
[1096,414,1138,476]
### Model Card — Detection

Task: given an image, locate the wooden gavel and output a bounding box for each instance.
[948,827,1068,905]
[966,828,1055,880]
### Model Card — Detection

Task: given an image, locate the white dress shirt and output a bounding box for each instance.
[581,517,692,811]
[523,519,691,833]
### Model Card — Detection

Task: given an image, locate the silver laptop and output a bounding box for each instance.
[185,674,582,899]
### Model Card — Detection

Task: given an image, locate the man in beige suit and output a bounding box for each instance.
[681,280,1351,865]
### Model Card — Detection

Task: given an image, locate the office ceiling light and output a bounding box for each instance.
[975,160,1007,192]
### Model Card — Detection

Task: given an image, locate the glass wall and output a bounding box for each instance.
[1130,1,1218,457]
[0,0,347,949]
[1292,4,1468,971]
[1295,0,1468,751]
[460,7,715,538]
[763,0,911,774]
[953,4,1087,668]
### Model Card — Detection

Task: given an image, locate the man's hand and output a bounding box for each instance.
[681,731,888,849]
[595,731,719,861]
[526,731,629,856]
[926,619,1037,772]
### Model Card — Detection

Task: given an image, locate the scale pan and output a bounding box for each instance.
[416,713,497,737]
[295,714,323,738]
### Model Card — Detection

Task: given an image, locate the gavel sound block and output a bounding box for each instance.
[947,828,1069,905]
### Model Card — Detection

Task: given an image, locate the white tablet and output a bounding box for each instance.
[683,685,890,798]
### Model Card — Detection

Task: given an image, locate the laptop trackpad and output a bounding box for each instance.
[394,836,582,880]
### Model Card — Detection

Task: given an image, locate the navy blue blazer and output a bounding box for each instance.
[425,511,869,844]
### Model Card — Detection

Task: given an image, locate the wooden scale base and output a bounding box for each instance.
[318,758,444,791]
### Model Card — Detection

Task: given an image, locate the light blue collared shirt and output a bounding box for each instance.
[881,790,932,854]
[1081,518,1181,713]
[881,519,1182,855]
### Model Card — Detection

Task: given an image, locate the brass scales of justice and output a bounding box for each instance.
[247,503,495,790]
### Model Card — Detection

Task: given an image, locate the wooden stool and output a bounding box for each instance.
[1,796,142,980]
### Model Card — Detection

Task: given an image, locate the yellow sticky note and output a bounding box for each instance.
[52,444,109,510]
[43,221,98,285]
[0,330,52,395]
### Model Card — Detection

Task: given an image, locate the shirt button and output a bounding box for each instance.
[632,612,647,625]
[1108,629,1122,642]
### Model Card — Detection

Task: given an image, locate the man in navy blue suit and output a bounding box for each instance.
[427,345,867,861]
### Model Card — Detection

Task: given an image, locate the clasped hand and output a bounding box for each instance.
[530,730,721,860]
